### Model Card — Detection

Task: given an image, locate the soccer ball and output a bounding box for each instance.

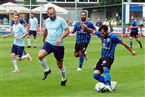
[95,81,117,92]
[95,82,105,92]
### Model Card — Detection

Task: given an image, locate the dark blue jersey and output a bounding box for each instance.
[130,19,138,32]
[11,18,26,26]
[73,21,95,44]
[95,31,123,59]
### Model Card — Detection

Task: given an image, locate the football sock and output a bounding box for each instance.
[39,58,49,72]
[34,39,37,47]
[12,58,18,70]
[138,40,142,47]
[130,41,132,48]
[60,66,66,81]
[28,38,31,46]
[21,54,28,60]
[103,67,111,86]
[94,73,105,83]
[79,55,84,68]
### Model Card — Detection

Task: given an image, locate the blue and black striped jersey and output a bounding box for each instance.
[95,31,123,59]
[73,21,95,44]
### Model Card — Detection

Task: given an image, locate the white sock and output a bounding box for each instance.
[21,54,28,60]
[28,38,31,46]
[34,39,37,47]
[12,58,18,70]
[60,66,66,81]
[39,58,49,72]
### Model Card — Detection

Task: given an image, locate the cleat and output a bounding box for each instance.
[111,81,117,91]
[34,46,37,48]
[27,46,31,48]
[42,69,51,80]
[12,69,19,73]
[27,53,32,62]
[77,68,82,71]
[105,86,112,92]
[61,79,67,86]
[84,52,87,60]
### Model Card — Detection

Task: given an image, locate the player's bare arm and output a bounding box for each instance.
[121,41,136,56]
[43,29,48,43]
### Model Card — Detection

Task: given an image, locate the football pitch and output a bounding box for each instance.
[0,35,145,97]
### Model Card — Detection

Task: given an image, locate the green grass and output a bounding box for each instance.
[0,35,145,97]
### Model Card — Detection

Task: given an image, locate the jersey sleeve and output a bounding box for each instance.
[61,18,69,30]
[95,31,101,38]
[112,34,122,44]
[88,22,96,30]
[20,24,26,34]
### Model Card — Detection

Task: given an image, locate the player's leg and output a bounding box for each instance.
[27,30,31,48]
[102,57,114,92]
[16,46,32,61]
[11,44,19,72]
[77,43,88,71]
[129,32,133,48]
[33,31,37,48]
[93,59,105,83]
[54,46,67,86]
[38,42,52,80]
[135,32,142,48]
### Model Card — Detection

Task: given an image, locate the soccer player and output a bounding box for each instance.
[130,16,142,48]
[38,7,70,86]
[3,13,32,73]
[71,11,96,71]
[27,13,38,48]
[81,24,136,92]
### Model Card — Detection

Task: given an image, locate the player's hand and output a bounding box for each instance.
[56,38,62,45]
[80,22,87,29]
[131,51,136,56]
[16,37,21,40]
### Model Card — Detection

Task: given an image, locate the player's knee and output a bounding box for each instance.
[93,73,100,80]
[17,57,22,61]
[103,67,109,73]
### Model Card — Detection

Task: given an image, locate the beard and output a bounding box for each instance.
[81,17,86,22]
[50,16,56,21]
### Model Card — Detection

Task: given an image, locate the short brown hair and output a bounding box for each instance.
[47,7,56,12]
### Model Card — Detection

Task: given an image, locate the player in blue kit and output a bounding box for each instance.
[130,16,142,48]
[81,24,136,92]
[27,13,38,48]
[3,13,32,73]
[71,11,96,71]
[38,7,70,86]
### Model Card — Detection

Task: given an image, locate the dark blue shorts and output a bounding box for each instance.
[74,42,88,53]
[41,42,64,62]
[28,30,37,36]
[11,44,24,58]
[94,57,114,73]
[130,30,138,38]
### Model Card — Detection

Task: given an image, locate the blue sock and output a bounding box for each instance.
[79,55,84,68]
[103,67,111,86]
[130,41,132,48]
[93,73,105,83]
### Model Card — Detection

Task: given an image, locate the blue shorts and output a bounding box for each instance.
[11,44,24,58]
[28,30,37,36]
[41,42,64,62]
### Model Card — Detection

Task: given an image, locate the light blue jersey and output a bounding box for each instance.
[44,16,68,46]
[12,23,26,47]
[29,17,38,31]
